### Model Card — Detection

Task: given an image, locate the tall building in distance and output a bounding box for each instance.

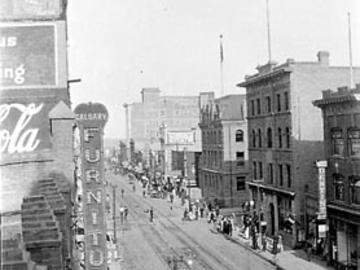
[313,85,360,269]
[129,88,203,152]
[199,94,248,208]
[237,51,360,247]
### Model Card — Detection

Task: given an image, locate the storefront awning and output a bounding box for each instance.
[247,181,296,197]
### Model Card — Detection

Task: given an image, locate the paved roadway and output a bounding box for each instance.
[109,172,276,270]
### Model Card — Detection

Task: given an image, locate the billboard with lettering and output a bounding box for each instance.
[167,130,195,145]
[75,102,108,270]
[0,21,68,89]
[0,0,64,20]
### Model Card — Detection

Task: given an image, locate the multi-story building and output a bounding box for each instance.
[237,51,360,247]
[313,85,360,269]
[0,1,75,269]
[129,88,204,152]
[199,94,248,208]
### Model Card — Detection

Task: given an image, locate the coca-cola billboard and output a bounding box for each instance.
[0,100,53,158]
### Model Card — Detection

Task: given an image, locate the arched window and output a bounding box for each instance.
[267,128,273,148]
[350,176,360,204]
[252,130,256,148]
[331,127,344,155]
[236,129,244,142]
[258,129,262,148]
[348,128,360,157]
[334,173,344,201]
[286,127,291,148]
[278,128,282,148]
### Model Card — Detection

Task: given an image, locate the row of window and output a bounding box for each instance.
[250,92,289,116]
[253,161,292,188]
[203,174,246,191]
[202,151,245,168]
[202,129,245,145]
[331,128,360,157]
[333,174,360,204]
[251,127,291,149]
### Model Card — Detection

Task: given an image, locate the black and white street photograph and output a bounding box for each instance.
[1,1,360,269]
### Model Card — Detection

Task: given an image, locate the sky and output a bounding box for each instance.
[67,0,360,139]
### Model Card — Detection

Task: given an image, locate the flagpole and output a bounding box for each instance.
[220,34,224,96]
[266,0,272,63]
[348,12,354,89]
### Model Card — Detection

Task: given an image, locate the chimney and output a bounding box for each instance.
[317,51,330,66]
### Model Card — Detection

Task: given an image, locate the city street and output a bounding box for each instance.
[107,172,275,270]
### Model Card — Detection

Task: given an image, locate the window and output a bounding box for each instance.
[285,127,291,148]
[334,174,344,201]
[279,164,283,186]
[331,128,344,155]
[286,164,291,188]
[251,100,255,116]
[218,130,222,144]
[284,92,289,111]
[278,128,282,148]
[256,98,261,114]
[252,130,256,148]
[266,96,271,113]
[277,93,281,112]
[258,161,263,179]
[236,152,245,167]
[268,163,274,184]
[267,128,273,148]
[348,128,360,157]
[236,129,244,142]
[350,176,360,204]
[253,161,257,180]
[236,176,246,191]
[258,129,262,148]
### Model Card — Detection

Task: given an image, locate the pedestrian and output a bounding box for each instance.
[170,193,174,203]
[121,189,124,198]
[132,184,136,192]
[306,242,312,261]
[149,207,154,222]
[124,207,128,221]
[199,206,204,218]
[143,189,146,198]
[119,206,124,224]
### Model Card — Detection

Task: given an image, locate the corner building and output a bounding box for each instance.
[237,51,360,247]
[199,94,249,208]
[314,85,360,270]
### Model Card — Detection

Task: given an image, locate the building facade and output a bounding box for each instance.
[129,88,206,153]
[0,1,75,269]
[199,94,249,208]
[314,85,360,269]
[237,51,360,247]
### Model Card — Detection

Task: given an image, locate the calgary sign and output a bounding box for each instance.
[75,102,108,270]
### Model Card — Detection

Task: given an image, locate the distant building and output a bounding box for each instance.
[129,88,205,152]
[313,85,360,269]
[237,51,360,247]
[199,94,248,208]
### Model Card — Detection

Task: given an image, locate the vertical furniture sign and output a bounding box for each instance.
[316,160,327,220]
[75,103,108,270]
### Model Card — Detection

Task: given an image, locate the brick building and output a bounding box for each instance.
[0,1,75,269]
[313,85,360,269]
[129,88,204,153]
[237,51,360,247]
[199,94,249,208]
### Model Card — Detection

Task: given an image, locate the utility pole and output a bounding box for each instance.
[112,184,117,243]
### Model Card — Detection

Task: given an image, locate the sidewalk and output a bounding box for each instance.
[218,226,331,270]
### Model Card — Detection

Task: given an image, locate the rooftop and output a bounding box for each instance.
[313,84,360,107]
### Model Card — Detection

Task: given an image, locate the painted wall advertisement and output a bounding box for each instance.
[0,0,63,20]
[0,100,54,157]
[75,103,108,270]
[0,22,67,89]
